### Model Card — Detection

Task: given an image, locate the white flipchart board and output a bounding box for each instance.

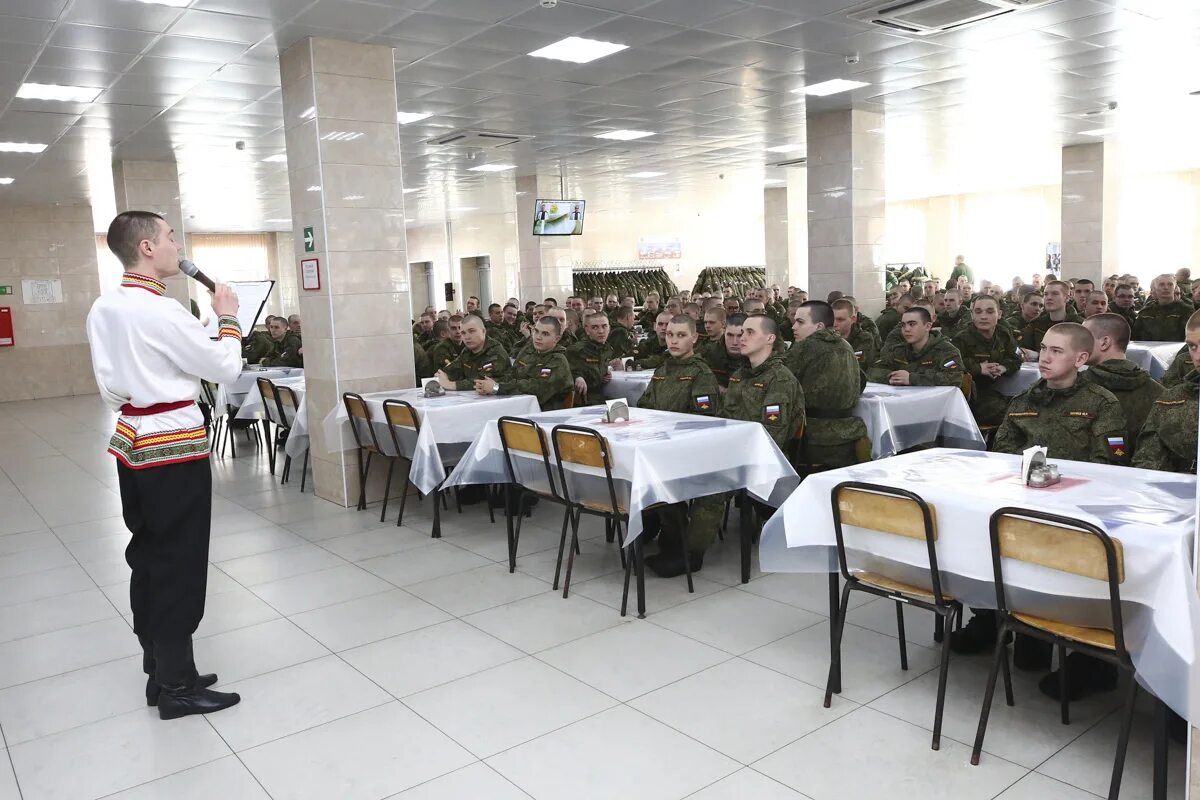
[203,280,274,339]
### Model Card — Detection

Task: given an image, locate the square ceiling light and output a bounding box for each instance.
[0,178,13,185]
[132,0,191,5]
[1080,128,1114,136]
[595,130,655,141]
[397,111,433,124]
[630,171,665,178]
[766,144,804,153]
[0,142,48,153]
[797,79,870,97]
[468,164,516,172]
[17,83,102,103]
[262,153,287,162]
[529,36,628,64]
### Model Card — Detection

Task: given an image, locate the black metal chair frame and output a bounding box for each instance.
[255,377,280,475]
[380,399,422,529]
[272,384,308,493]
[200,381,222,454]
[342,392,391,513]
[497,416,573,578]
[825,480,964,751]
[971,507,1137,800]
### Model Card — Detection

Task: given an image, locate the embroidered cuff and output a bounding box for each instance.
[217,315,241,341]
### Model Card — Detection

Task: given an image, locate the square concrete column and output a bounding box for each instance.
[1061,142,1119,285]
[805,109,885,313]
[112,160,192,308]
[280,37,414,507]
[764,186,788,290]
[515,175,574,301]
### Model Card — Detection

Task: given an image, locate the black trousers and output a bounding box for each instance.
[117,458,212,685]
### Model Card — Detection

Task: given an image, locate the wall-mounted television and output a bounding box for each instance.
[533,199,585,235]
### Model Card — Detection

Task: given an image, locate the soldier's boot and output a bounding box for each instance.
[645,495,724,579]
[949,608,1000,655]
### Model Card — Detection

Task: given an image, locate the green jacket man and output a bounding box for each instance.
[1160,344,1191,388]
[414,341,434,380]
[1132,372,1198,473]
[1133,299,1191,342]
[952,304,1022,426]
[867,311,964,388]
[438,323,511,391]
[427,336,461,371]
[262,331,303,368]
[475,318,573,411]
[1081,312,1164,461]
[721,315,805,450]
[567,337,615,406]
[241,329,273,363]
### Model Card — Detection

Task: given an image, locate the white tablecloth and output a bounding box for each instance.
[236,376,305,421]
[857,383,985,458]
[212,368,303,414]
[1128,341,1182,381]
[995,362,1041,397]
[444,405,800,544]
[602,369,654,405]
[759,448,1200,722]
[322,389,541,494]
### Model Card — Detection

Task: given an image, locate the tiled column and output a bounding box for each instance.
[111,160,191,308]
[787,166,809,291]
[1061,142,1119,285]
[763,186,788,290]
[280,37,413,507]
[515,175,573,301]
[805,109,885,312]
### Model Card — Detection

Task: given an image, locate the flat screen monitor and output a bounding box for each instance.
[532,199,585,235]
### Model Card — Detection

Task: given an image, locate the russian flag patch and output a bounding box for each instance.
[764,403,781,423]
[695,395,711,411]
[943,359,958,368]
[1107,436,1126,458]
[539,367,552,377]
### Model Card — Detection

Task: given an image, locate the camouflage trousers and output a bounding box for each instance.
[645,492,728,552]
[970,387,1010,427]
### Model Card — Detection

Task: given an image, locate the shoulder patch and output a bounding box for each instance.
[1007,411,1039,418]
[694,395,712,411]
[1156,399,1187,406]
[678,375,694,382]
[652,375,666,381]
[1063,410,1095,419]
[753,382,766,389]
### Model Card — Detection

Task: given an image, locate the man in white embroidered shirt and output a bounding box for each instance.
[86,211,243,720]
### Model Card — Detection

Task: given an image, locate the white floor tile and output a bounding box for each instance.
[193,586,280,639]
[0,617,140,689]
[0,541,75,579]
[283,511,395,542]
[241,702,474,800]
[513,538,625,586]
[207,655,391,751]
[78,555,133,587]
[405,563,550,617]
[687,769,814,800]
[488,705,739,800]
[404,657,616,758]
[846,596,943,649]
[0,588,118,643]
[206,527,308,562]
[632,659,856,763]
[0,565,94,608]
[50,517,127,544]
[570,569,729,614]
[0,530,59,556]
[61,533,128,566]
[342,620,524,698]
[994,772,1104,799]
[8,707,230,800]
[215,543,344,586]
[249,563,394,616]
[464,591,628,653]
[360,542,495,587]
[316,525,430,561]
[289,588,451,651]
[737,572,871,616]
[755,706,1027,800]
[538,621,730,702]
[651,588,821,655]
[104,756,270,800]
[390,762,530,800]
[454,521,566,562]
[192,618,329,684]
[0,754,19,800]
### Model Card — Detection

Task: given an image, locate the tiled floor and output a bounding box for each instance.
[0,394,1185,800]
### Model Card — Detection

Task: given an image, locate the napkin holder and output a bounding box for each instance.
[604,399,629,423]
[1022,445,1061,487]
[423,379,445,398]
[621,357,635,371]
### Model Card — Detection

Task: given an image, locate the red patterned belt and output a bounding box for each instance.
[119,400,196,416]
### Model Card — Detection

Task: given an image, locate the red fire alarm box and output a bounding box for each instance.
[0,307,13,347]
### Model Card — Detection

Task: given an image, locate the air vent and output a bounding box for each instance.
[424,130,527,149]
[772,157,807,168]
[849,0,1055,35]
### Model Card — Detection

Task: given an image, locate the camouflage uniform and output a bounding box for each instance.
[567,338,614,405]
[428,338,462,371]
[875,307,901,341]
[1131,372,1198,473]
[633,335,668,369]
[414,341,434,380]
[497,345,573,411]
[241,330,273,363]
[442,337,511,390]
[606,323,635,359]
[1133,300,1191,342]
[263,332,303,367]
[721,355,806,450]
[952,325,1022,425]
[1080,359,1162,461]
[784,328,868,469]
[700,339,746,388]
[1111,305,1138,329]
[845,323,878,370]
[638,353,721,416]
[866,332,965,387]
[1019,308,1083,351]
[1159,345,1191,389]
[992,378,1126,463]
[857,312,882,347]
[637,309,659,332]
[1002,313,1037,337]
[938,306,971,339]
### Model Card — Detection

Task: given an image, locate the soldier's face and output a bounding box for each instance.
[971,301,998,334]
[1192,284,1200,305]
[1038,331,1088,383]
[1104,279,1116,296]
[704,315,723,338]
[724,300,738,314]
[489,308,503,323]
[466,299,478,312]
[289,319,301,334]
[1044,286,1066,312]
[655,317,670,340]
[449,321,463,342]
[420,316,434,332]
[923,283,935,298]
[569,298,584,311]
[791,309,821,342]
[944,294,961,314]
[739,319,774,360]
[503,307,517,324]
[665,323,697,357]
[1022,295,1044,319]
[899,313,931,346]
[533,322,560,353]
[461,322,486,351]
[832,308,854,337]
[645,299,659,312]
[1085,294,1108,317]
[605,296,618,309]
[724,325,742,353]
[585,316,610,344]
[268,320,286,339]
[1187,328,1200,370]
[1073,285,1090,307]
[1154,279,1175,304]
[1032,275,1042,288]
[897,281,909,294]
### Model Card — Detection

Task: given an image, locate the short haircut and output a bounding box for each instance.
[288,314,300,322]
[1046,322,1094,354]
[830,298,855,315]
[747,314,778,338]
[645,292,659,300]
[903,307,932,325]
[725,298,741,308]
[1075,279,1094,288]
[1045,280,1071,293]
[655,311,672,322]
[1114,284,1134,296]
[421,311,436,319]
[448,314,464,324]
[668,314,697,333]
[432,320,449,337]
[971,294,999,309]
[460,315,485,330]
[487,303,501,313]
[799,300,833,328]
[826,290,844,303]
[615,306,634,323]
[684,302,701,314]
[726,312,748,327]
[107,210,166,268]
[583,310,607,326]
[1187,309,1200,331]
[1084,313,1131,350]
[503,303,518,311]
[943,289,961,299]
[1087,290,1108,302]
[704,306,726,323]
[536,316,562,335]
[564,309,581,327]
[468,295,480,303]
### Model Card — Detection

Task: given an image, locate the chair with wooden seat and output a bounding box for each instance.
[255,377,282,475]
[497,416,571,575]
[561,388,577,409]
[342,392,390,513]
[551,424,690,616]
[825,481,963,750]
[274,384,308,492]
[960,372,1001,445]
[200,381,222,454]
[381,399,428,530]
[971,508,1137,799]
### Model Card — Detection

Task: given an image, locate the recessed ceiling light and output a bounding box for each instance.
[306,185,321,192]
[596,130,655,141]
[265,218,291,223]
[320,131,364,142]
[455,206,478,212]
[766,144,804,153]
[529,36,628,65]
[1080,128,1114,136]
[0,142,47,153]
[397,111,433,124]
[132,0,191,6]
[0,178,13,185]
[403,187,420,194]
[797,79,870,97]
[17,82,101,103]
[630,171,665,178]
[262,153,287,163]
[342,195,365,201]
[468,164,516,172]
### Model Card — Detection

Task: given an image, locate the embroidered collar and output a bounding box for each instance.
[121,272,167,296]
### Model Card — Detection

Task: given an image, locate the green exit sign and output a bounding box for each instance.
[303,226,315,253]
[0,286,12,295]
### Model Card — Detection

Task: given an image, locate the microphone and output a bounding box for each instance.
[178,259,216,292]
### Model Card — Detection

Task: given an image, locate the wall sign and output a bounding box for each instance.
[637,237,682,260]
[22,279,62,305]
[303,226,315,253]
[301,258,320,291]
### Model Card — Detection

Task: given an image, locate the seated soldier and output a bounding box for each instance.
[1020,280,1080,352]
[1082,313,1162,461]
[413,340,434,380]
[1082,290,1109,318]
[831,298,877,368]
[638,315,723,577]
[427,319,460,370]
[638,293,661,331]
[786,301,868,469]
[260,316,303,367]
[842,295,881,346]
[607,306,636,358]
[867,307,964,387]
[938,289,970,337]
[874,290,910,341]
[435,316,511,391]
[702,306,726,350]
[1109,283,1138,327]
[1134,274,1191,342]
[473,317,572,410]
[952,295,1021,426]
[704,312,747,389]
[1159,343,1191,388]
[633,311,672,369]
[1134,309,1200,474]
[722,313,805,442]
[883,298,938,346]
[567,311,620,405]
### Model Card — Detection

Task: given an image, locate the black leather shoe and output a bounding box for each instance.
[949,611,998,655]
[1038,654,1117,702]
[644,550,704,579]
[147,673,218,707]
[1012,635,1052,672]
[157,684,241,720]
